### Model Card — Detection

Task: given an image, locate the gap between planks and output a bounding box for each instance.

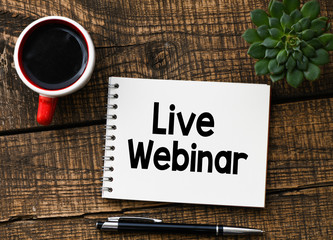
[1,184,332,225]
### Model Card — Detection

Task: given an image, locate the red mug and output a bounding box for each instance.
[14,16,95,125]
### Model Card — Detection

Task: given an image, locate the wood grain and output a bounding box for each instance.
[0,123,164,222]
[1,0,333,131]
[0,98,332,223]
[0,187,331,239]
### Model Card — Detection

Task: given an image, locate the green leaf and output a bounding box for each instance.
[280,12,293,30]
[296,55,309,70]
[307,38,323,49]
[291,22,302,32]
[247,42,266,59]
[292,51,303,61]
[300,40,307,48]
[287,69,304,87]
[251,9,269,27]
[301,0,320,20]
[257,25,270,39]
[327,22,331,31]
[242,29,262,43]
[284,27,291,34]
[286,55,297,71]
[276,41,285,49]
[304,62,321,81]
[255,59,270,75]
[310,48,329,65]
[277,49,289,64]
[270,72,285,82]
[290,9,303,24]
[268,0,274,12]
[269,28,284,39]
[265,48,280,58]
[262,37,279,48]
[317,16,328,22]
[301,29,315,41]
[299,17,311,30]
[269,17,283,30]
[283,0,300,14]
[311,19,327,36]
[269,0,285,19]
[302,43,316,57]
[268,59,284,74]
[318,33,333,50]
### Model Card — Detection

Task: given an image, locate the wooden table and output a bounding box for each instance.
[0,0,332,239]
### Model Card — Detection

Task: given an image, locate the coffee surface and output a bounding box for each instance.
[21,23,88,90]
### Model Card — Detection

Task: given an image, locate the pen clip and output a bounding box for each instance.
[108,216,163,223]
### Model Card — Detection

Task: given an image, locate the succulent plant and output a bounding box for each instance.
[242,0,333,87]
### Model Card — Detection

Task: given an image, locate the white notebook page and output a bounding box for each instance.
[102,77,270,208]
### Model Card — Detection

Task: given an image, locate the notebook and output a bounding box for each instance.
[102,77,270,208]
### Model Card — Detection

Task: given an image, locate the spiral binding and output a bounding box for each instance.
[105,135,116,140]
[107,104,118,109]
[101,187,113,192]
[102,81,119,193]
[103,156,114,161]
[105,125,117,130]
[101,177,113,182]
[102,166,114,171]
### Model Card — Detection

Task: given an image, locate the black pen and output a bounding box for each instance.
[96,217,264,236]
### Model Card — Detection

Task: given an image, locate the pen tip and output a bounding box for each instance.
[251,229,265,234]
[223,226,265,235]
[96,222,103,229]
[253,229,265,235]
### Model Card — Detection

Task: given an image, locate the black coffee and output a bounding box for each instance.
[21,23,88,90]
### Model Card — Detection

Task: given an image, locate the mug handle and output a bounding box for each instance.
[37,95,58,125]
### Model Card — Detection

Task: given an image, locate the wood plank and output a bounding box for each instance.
[268,98,333,190]
[1,0,333,130]
[0,98,332,222]
[0,123,165,222]
[0,187,332,239]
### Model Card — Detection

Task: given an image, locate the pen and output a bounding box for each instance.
[96,216,264,236]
